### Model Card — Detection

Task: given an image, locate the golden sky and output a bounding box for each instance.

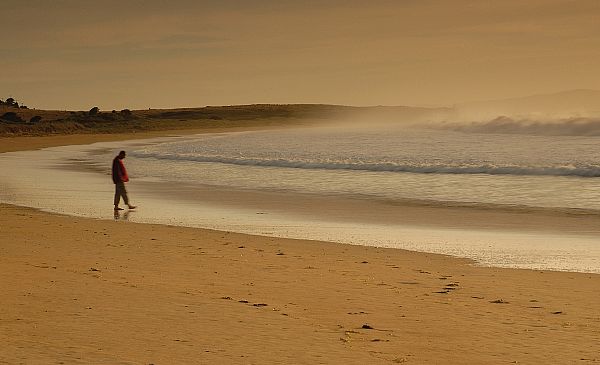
[2,0,600,110]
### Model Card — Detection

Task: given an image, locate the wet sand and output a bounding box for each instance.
[1,132,600,364]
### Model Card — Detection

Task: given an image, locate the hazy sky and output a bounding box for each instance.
[2,0,600,110]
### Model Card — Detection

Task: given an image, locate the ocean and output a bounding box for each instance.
[2,123,600,273]
[123,125,600,210]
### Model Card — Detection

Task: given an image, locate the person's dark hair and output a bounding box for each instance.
[118,150,126,158]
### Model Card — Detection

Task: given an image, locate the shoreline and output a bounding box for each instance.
[2,131,600,273]
[137,179,600,235]
[2,129,600,363]
[0,124,298,154]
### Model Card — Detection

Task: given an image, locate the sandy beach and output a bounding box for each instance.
[1,132,600,364]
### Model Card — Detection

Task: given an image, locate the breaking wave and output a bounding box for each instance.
[436,116,600,136]
[131,151,600,178]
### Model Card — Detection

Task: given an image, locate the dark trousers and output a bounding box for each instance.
[114,182,129,206]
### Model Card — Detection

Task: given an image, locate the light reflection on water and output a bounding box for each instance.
[1,130,600,274]
[118,127,600,211]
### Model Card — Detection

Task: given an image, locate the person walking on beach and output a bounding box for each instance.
[112,150,136,211]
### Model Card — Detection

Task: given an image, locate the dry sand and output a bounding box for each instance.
[1,132,599,364]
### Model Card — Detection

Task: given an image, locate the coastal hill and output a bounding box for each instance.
[0,103,449,136]
[3,89,599,136]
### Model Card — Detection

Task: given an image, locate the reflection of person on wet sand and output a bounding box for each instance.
[112,150,136,211]
[114,209,130,221]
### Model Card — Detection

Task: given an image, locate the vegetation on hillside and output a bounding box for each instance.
[0,103,332,136]
[0,97,28,110]
[0,98,449,136]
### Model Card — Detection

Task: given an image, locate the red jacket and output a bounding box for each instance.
[112,157,129,183]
